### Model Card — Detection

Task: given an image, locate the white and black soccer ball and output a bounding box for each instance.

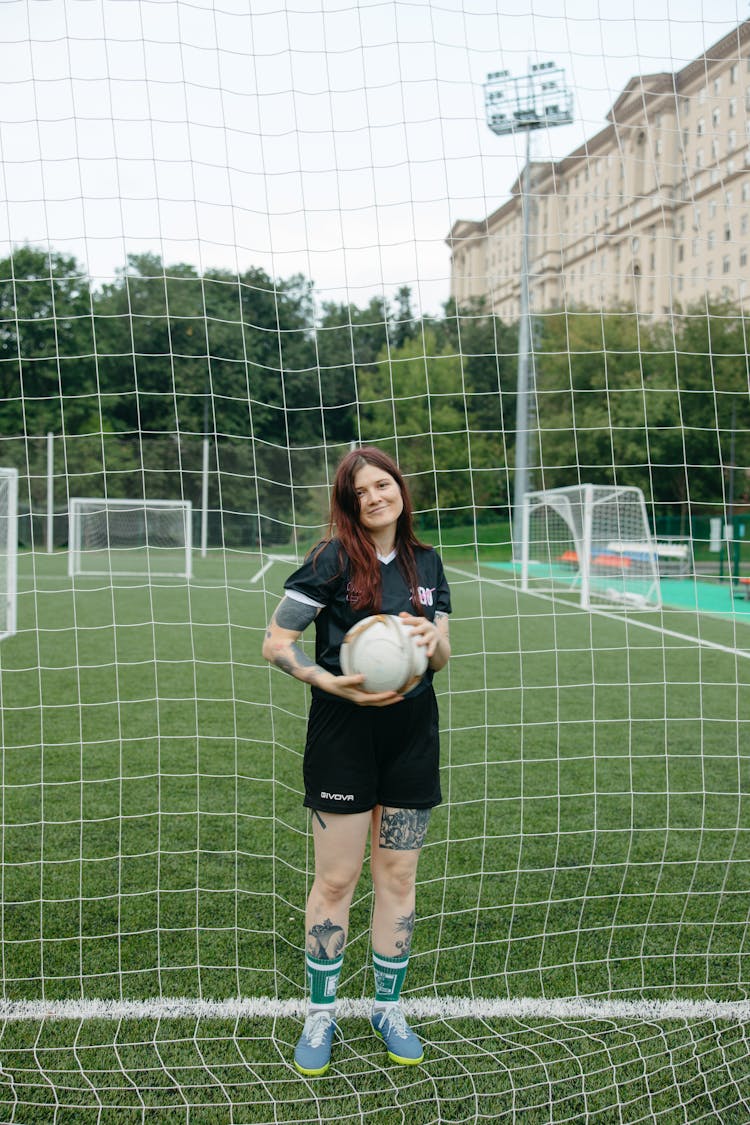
[340,614,428,694]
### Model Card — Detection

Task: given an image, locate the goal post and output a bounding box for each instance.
[68,498,193,579]
[521,484,662,610]
[0,467,18,641]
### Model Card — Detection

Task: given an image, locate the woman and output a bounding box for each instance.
[262,447,451,1076]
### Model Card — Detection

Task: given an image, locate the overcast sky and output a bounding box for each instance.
[0,0,746,313]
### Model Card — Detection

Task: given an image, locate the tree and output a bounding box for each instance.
[0,246,99,505]
[356,329,507,526]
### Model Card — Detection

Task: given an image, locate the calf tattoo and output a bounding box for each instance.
[395,910,416,954]
[307,917,345,959]
[379,808,431,850]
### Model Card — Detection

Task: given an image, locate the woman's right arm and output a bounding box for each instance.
[262,596,401,706]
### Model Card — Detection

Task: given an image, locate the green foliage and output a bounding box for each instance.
[535,306,750,512]
[356,327,509,525]
[2,245,747,535]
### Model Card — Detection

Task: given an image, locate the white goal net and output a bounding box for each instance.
[521,484,662,609]
[0,1,749,1122]
[68,498,193,579]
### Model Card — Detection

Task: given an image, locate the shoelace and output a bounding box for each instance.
[379,1007,409,1040]
[302,1012,334,1048]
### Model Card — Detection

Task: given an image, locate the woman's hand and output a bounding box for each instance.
[320,671,404,708]
[399,610,451,671]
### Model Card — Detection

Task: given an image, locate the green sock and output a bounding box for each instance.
[306,952,343,1007]
[372,951,409,1004]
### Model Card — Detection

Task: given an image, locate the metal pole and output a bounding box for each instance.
[46,431,54,553]
[513,129,533,561]
[201,378,210,559]
[728,395,737,583]
[200,438,209,559]
[483,61,572,563]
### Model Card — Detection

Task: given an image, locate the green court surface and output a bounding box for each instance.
[486,562,750,621]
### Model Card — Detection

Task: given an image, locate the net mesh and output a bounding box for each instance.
[0,1,748,1120]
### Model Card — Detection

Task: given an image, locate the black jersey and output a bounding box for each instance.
[283,539,451,698]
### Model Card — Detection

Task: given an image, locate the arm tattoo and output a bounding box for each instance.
[307,917,345,959]
[268,598,328,684]
[379,808,431,851]
[273,644,316,676]
[395,910,415,954]
[274,596,318,632]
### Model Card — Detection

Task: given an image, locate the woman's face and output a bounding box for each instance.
[353,463,404,539]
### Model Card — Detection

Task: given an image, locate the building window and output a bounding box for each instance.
[723,256,731,274]
[712,107,720,128]
[709,200,717,218]
[708,230,716,249]
[714,78,721,96]
[697,117,705,135]
[730,97,737,117]
[729,129,738,150]
[678,244,684,261]
[725,226,732,241]
[741,248,748,267]
[731,64,739,84]
[742,215,749,234]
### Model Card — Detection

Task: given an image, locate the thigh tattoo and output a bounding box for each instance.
[379,808,431,851]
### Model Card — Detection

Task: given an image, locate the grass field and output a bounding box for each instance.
[0,548,748,1123]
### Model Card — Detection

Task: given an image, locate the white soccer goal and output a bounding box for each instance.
[0,467,18,640]
[68,498,193,579]
[521,484,662,609]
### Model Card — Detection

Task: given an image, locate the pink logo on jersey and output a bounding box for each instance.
[415,586,435,607]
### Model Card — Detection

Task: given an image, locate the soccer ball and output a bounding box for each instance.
[340,614,429,694]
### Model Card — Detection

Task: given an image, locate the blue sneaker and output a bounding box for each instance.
[371,1005,424,1065]
[294,1010,336,1076]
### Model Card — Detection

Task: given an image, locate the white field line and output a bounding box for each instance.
[447,565,750,661]
[0,996,749,1023]
[250,554,299,584]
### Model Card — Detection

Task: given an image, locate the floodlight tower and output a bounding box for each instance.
[485,63,573,560]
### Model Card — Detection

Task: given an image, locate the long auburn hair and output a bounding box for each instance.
[316,447,429,614]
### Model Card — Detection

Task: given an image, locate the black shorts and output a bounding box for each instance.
[303,686,441,814]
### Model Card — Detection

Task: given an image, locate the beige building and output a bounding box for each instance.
[448,21,750,319]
